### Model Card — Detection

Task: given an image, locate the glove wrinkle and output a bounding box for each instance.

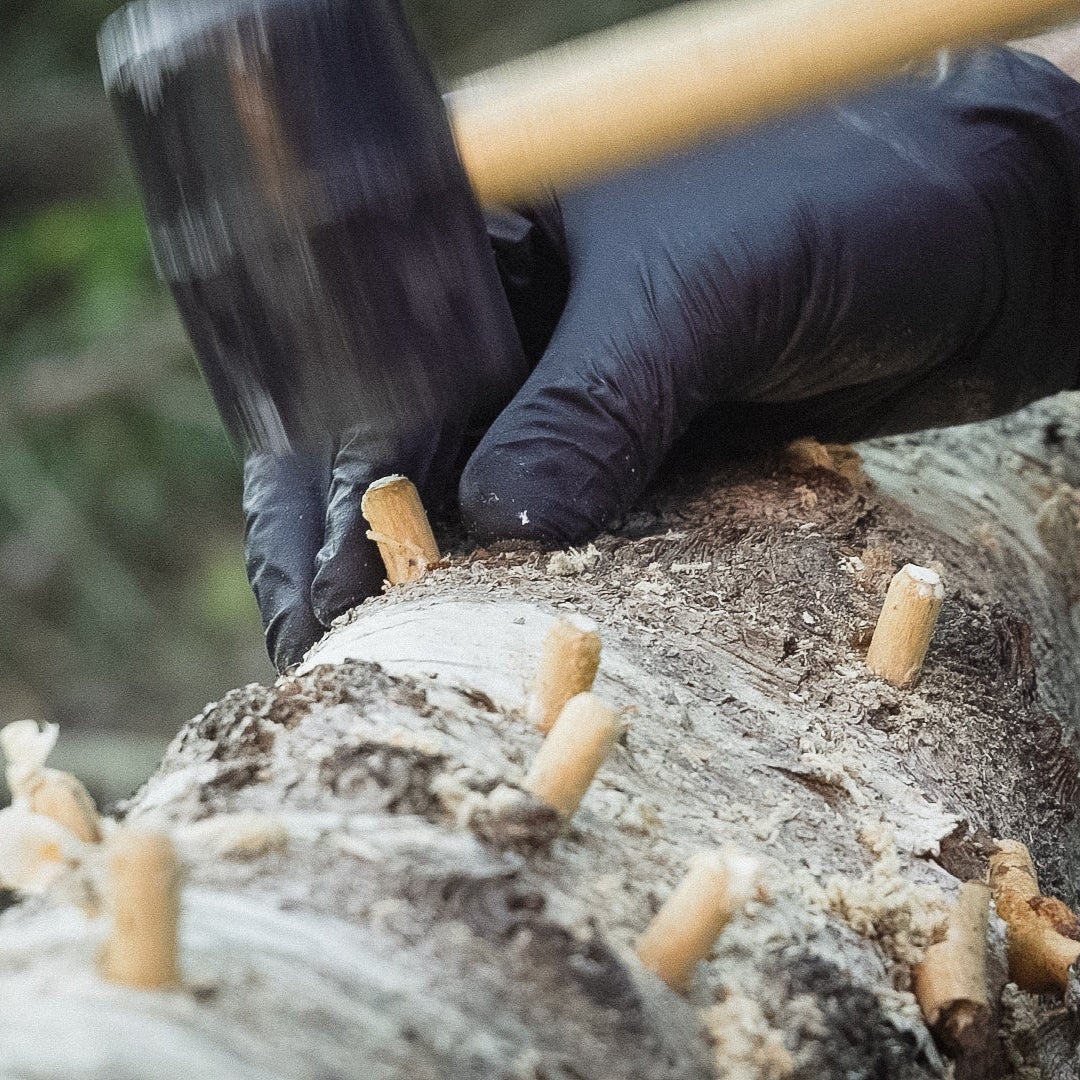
[243,446,334,672]
[486,199,570,367]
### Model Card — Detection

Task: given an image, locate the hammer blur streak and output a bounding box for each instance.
[100,0,1080,456]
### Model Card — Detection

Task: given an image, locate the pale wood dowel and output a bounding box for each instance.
[526,614,602,734]
[0,720,102,844]
[524,692,621,818]
[865,564,944,688]
[29,772,102,845]
[989,838,1080,994]
[361,475,440,586]
[636,849,760,990]
[99,829,182,990]
[913,882,990,1041]
[449,0,1080,206]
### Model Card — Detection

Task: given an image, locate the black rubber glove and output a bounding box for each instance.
[460,45,1080,542]
[246,45,1080,670]
[243,420,460,672]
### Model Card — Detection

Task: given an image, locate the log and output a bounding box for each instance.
[4,393,1080,1077]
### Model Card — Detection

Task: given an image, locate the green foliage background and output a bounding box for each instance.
[0,0,676,800]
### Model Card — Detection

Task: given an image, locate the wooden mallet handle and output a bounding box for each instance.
[450,0,1080,206]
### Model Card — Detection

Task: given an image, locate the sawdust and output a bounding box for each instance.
[546,544,602,577]
[824,823,948,989]
[781,438,870,489]
[173,812,288,861]
[702,992,795,1080]
[354,417,1080,901]
[1035,482,1080,604]
[783,438,835,473]
[852,545,896,594]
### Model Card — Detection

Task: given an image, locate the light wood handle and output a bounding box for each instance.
[449,0,1080,206]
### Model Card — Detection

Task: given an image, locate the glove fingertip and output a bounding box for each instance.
[459,438,600,546]
[310,533,387,626]
[264,607,325,673]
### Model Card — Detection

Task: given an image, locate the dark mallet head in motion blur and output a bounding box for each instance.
[98,0,528,455]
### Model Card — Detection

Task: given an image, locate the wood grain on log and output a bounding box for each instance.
[4,394,1080,1078]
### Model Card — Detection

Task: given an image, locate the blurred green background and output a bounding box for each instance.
[1,0,678,803]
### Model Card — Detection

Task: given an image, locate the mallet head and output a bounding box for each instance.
[99,0,527,455]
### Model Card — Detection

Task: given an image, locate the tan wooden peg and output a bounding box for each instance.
[636,849,760,990]
[524,692,622,818]
[361,475,440,585]
[99,829,182,990]
[866,563,944,688]
[30,772,102,845]
[527,614,602,733]
[913,882,990,1044]
[990,838,1080,994]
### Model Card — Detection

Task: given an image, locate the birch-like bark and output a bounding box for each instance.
[4,394,1080,1079]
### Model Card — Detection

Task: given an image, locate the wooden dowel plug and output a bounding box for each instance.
[360,475,440,585]
[914,882,990,1050]
[0,720,101,843]
[99,828,182,990]
[989,839,1080,994]
[865,563,944,688]
[524,693,621,818]
[29,771,102,844]
[527,614,602,733]
[0,806,84,894]
[636,849,760,991]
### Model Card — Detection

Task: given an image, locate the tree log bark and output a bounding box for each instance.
[5,395,1080,1079]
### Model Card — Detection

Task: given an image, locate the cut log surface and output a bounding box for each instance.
[4,394,1080,1078]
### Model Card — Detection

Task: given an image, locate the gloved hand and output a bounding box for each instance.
[243,420,458,672]
[245,45,1080,671]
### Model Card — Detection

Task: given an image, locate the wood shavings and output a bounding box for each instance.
[853,546,895,594]
[751,800,800,844]
[1035,483,1080,604]
[794,747,868,806]
[998,983,1044,1080]
[546,544,601,577]
[633,578,674,596]
[0,806,85,894]
[781,439,868,488]
[173,813,289,862]
[783,438,834,473]
[0,720,59,795]
[702,991,795,1080]
[825,824,948,988]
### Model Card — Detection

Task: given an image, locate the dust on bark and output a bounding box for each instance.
[93,417,1080,1080]
[413,439,1080,899]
